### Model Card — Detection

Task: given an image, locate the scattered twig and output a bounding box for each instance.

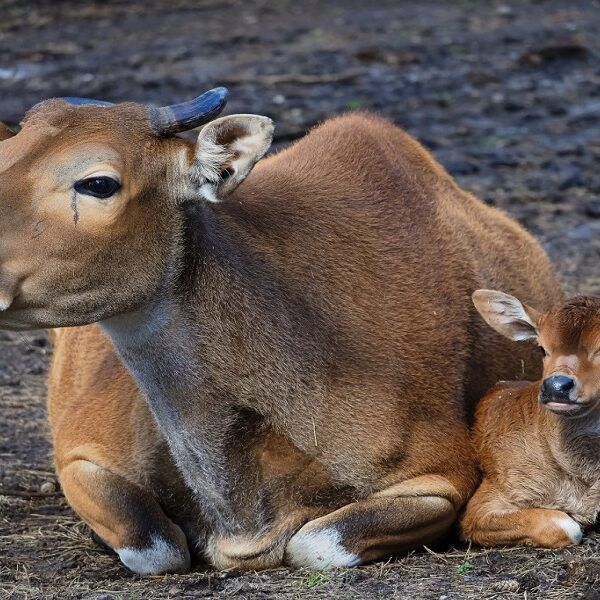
[0,490,61,499]
[422,545,450,563]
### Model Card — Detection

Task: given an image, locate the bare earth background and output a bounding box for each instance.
[0,1,599,598]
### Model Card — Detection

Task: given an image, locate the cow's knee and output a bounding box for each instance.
[59,458,191,575]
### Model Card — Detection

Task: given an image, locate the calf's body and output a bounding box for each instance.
[462,380,600,547]
[1,100,562,571]
[461,293,600,548]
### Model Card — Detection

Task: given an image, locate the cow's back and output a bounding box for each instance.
[231,113,560,424]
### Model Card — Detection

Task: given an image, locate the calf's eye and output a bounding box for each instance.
[539,346,548,357]
[74,176,121,199]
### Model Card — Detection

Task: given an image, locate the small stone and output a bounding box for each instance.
[272,94,286,105]
[496,5,513,16]
[493,579,520,592]
[585,200,600,218]
[558,170,584,190]
[40,481,56,494]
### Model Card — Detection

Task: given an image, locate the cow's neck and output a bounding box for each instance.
[101,199,305,536]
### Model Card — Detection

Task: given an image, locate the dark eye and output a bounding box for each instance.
[539,346,548,357]
[74,176,121,199]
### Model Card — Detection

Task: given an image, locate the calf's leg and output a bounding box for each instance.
[460,479,583,549]
[59,459,191,575]
[285,474,465,569]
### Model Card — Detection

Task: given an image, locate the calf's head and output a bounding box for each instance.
[473,290,600,417]
[0,89,273,330]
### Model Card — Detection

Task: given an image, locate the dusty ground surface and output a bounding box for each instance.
[1,0,599,598]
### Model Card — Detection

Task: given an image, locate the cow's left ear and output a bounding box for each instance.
[191,114,274,203]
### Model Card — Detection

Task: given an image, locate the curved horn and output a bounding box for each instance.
[58,97,114,106]
[149,87,229,135]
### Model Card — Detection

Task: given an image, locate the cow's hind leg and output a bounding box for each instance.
[285,475,465,569]
[60,458,191,575]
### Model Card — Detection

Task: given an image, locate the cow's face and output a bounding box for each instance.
[0,93,273,330]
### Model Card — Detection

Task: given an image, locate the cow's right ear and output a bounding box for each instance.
[0,123,16,141]
[191,114,273,203]
[472,289,541,342]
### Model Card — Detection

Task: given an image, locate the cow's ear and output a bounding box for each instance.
[191,114,274,202]
[0,123,16,141]
[472,289,541,342]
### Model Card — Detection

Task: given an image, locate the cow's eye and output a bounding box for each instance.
[539,346,548,357]
[74,176,121,199]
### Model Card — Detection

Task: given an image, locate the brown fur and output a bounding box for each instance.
[48,326,194,573]
[461,295,600,548]
[0,100,562,572]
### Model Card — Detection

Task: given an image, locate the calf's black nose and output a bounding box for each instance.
[541,375,575,402]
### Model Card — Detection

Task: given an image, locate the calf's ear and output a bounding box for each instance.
[191,114,274,203]
[472,289,541,342]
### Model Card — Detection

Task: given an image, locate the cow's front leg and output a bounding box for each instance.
[205,508,319,570]
[59,458,191,575]
[284,474,470,569]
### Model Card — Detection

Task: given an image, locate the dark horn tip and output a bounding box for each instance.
[152,87,230,135]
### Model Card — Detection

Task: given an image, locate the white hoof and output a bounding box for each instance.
[118,535,191,575]
[285,527,360,569]
[553,515,583,544]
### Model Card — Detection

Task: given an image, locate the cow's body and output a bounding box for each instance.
[1,100,561,572]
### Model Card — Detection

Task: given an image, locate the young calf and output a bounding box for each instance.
[461,291,600,548]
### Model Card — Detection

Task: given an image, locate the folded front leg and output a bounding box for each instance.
[285,474,467,569]
[461,479,583,549]
[60,458,191,575]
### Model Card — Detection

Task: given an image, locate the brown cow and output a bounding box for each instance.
[461,291,600,548]
[0,89,562,573]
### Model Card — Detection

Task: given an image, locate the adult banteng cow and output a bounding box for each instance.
[0,88,562,573]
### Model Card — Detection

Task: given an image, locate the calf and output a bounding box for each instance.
[461,291,600,548]
[0,90,562,571]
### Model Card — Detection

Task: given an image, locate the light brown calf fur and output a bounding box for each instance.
[0,94,562,573]
[461,292,600,548]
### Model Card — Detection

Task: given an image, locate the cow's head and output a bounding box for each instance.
[473,290,600,418]
[0,89,273,329]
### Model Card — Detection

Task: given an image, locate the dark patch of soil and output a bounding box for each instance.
[0,1,599,598]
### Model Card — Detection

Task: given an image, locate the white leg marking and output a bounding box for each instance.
[0,292,13,311]
[117,535,191,575]
[553,516,583,544]
[286,527,360,569]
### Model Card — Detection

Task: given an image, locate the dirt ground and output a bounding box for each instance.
[1,0,599,598]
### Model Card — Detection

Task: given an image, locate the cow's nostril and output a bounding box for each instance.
[541,375,576,400]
